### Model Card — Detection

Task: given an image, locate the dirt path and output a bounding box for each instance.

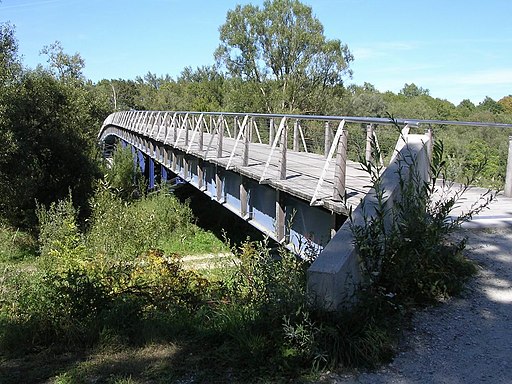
[323,228,512,384]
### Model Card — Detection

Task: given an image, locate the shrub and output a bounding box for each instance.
[0,189,217,356]
[103,145,145,201]
[86,187,194,262]
[352,137,487,305]
[36,194,88,272]
[226,240,308,316]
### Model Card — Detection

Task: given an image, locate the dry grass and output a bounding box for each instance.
[0,343,184,384]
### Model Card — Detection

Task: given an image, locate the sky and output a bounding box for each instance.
[1,0,512,105]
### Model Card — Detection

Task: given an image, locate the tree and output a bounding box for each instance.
[40,41,85,81]
[0,23,21,183]
[0,33,107,228]
[0,22,21,86]
[177,66,225,111]
[456,99,476,118]
[399,83,430,97]
[135,71,172,90]
[0,68,107,228]
[498,95,512,114]
[342,83,387,117]
[215,0,353,113]
[478,96,504,115]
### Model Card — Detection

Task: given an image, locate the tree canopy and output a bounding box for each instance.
[0,23,108,228]
[215,0,353,113]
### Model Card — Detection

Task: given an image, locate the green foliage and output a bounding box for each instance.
[499,95,512,114]
[282,307,325,369]
[227,240,308,314]
[87,187,193,262]
[310,295,399,369]
[437,125,511,189]
[177,65,225,111]
[0,61,106,229]
[215,0,352,113]
[342,83,387,117]
[479,96,505,114]
[104,145,144,201]
[0,190,223,355]
[0,22,21,85]
[40,41,85,82]
[0,188,315,379]
[37,193,84,265]
[399,82,430,97]
[352,138,483,306]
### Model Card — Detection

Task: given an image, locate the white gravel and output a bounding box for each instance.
[322,227,512,384]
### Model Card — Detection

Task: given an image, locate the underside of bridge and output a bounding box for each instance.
[104,133,342,257]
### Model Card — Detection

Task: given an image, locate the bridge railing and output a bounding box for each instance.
[101,111,512,207]
[102,111,394,207]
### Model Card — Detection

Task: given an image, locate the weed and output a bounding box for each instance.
[104,145,145,201]
[352,129,488,305]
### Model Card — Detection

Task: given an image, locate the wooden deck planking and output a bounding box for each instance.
[153,126,373,214]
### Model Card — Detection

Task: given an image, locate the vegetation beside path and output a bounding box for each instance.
[0,139,488,383]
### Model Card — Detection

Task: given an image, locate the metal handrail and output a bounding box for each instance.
[101,110,512,135]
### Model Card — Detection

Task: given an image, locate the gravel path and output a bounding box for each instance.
[322,227,512,384]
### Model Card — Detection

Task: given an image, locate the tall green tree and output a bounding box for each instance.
[498,95,512,114]
[215,0,353,113]
[177,66,225,111]
[0,28,107,228]
[478,96,504,115]
[0,22,21,85]
[40,41,85,82]
[399,83,430,98]
[342,83,387,117]
[456,99,476,118]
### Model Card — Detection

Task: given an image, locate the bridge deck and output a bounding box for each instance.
[150,125,373,215]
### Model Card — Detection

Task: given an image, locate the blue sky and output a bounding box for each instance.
[1,0,511,105]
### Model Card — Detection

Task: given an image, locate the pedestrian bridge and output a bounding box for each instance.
[99,111,512,308]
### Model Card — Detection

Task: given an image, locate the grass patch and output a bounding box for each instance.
[160,225,229,256]
[0,224,37,265]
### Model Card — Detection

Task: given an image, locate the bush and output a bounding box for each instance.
[226,240,308,315]
[352,138,485,305]
[0,189,218,356]
[86,187,194,262]
[103,145,145,201]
